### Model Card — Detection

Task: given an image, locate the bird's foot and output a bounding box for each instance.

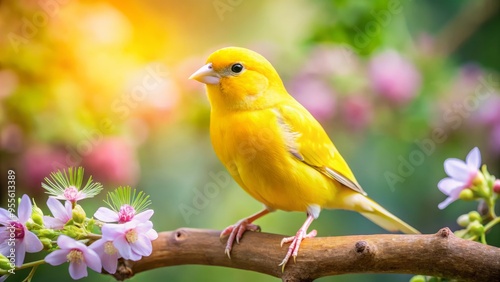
[220,220,261,258]
[279,228,317,271]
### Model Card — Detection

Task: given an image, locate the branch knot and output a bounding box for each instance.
[354,240,374,257]
[437,227,453,239]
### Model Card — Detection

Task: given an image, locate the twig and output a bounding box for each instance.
[435,0,499,55]
[112,227,500,282]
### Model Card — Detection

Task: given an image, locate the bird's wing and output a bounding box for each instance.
[274,102,367,195]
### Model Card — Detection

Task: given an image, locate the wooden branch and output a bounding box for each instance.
[112,227,500,282]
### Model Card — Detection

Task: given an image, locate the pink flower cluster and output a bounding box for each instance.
[0,186,157,281]
[91,205,157,273]
[44,197,157,277]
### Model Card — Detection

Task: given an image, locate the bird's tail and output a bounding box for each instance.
[359,196,420,234]
[334,192,420,234]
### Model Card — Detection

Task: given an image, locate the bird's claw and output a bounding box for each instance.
[220,220,261,259]
[279,229,317,271]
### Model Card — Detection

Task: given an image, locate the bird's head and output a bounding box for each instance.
[189,47,289,112]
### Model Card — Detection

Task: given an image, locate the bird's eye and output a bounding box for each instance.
[231,63,244,73]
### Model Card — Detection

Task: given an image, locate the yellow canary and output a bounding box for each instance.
[189,47,419,269]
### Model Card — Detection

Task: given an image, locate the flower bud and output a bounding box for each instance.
[39,237,52,249]
[72,204,86,224]
[31,204,44,227]
[25,219,35,229]
[472,172,485,187]
[409,275,426,282]
[63,225,80,239]
[468,211,482,223]
[468,220,485,237]
[456,214,470,227]
[493,179,500,194]
[0,253,12,271]
[458,189,474,200]
[37,228,57,239]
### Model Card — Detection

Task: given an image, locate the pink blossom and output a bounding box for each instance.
[0,195,43,266]
[340,96,373,130]
[369,50,421,105]
[89,239,120,274]
[43,197,72,229]
[302,45,360,77]
[101,220,158,261]
[95,206,153,224]
[490,124,500,154]
[474,96,500,127]
[82,138,139,185]
[21,145,67,192]
[288,75,336,122]
[438,147,481,209]
[53,186,88,205]
[45,235,102,280]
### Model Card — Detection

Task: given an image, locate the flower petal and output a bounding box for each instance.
[45,249,69,266]
[444,158,470,182]
[135,221,153,234]
[75,191,87,202]
[89,239,105,253]
[57,235,87,250]
[43,216,64,229]
[0,227,8,240]
[0,208,13,225]
[133,210,154,223]
[131,234,152,256]
[466,147,481,170]
[24,230,43,253]
[64,201,73,219]
[46,197,63,218]
[146,228,158,240]
[438,196,456,210]
[46,197,71,222]
[94,207,119,223]
[83,248,102,273]
[113,236,132,259]
[128,250,142,261]
[18,195,32,223]
[101,224,125,240]
[69,260,88,280]
[102,252,119,274]
[437,178,464,195]
[14,240,26,267]
[0,241,10,256]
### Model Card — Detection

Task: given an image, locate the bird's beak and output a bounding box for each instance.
[189,63,220,85]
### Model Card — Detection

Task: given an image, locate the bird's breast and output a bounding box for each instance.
[210,109,336,212]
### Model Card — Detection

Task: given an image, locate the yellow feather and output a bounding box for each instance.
[191,46,419,234]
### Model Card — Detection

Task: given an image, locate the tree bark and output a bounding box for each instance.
[112,227,500,282]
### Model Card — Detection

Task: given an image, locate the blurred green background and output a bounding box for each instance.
[1,0,499,281]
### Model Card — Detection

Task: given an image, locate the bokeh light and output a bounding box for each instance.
[1,1,499,281]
